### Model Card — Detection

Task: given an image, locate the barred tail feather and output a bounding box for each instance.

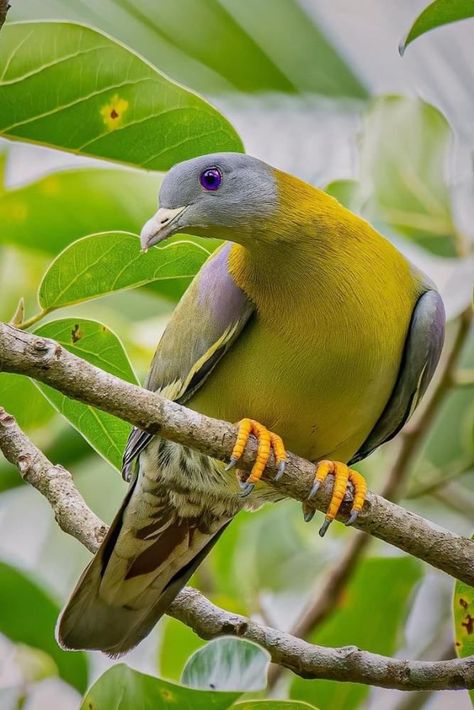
[57,477,230,656]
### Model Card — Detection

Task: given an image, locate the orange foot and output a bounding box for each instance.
[226,418,287,498]
[303,460,367,537]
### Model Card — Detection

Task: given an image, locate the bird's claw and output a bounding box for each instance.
[319,517,333,537]
[304,460,367,537]
[239,481,255,498]
[345,509,359,526]
[228,418,287,499]
[302,502,315,523]
[308,479,321,499]
[274,459,287,482]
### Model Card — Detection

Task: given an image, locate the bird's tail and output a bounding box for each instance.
[57,476,230,656]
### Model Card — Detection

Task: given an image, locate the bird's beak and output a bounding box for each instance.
[140,206,187,251]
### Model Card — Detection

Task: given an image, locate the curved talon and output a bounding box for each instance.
[306,460,367,536]
[228,418,287,496]
[239,481,255,498]
[302,501,315,523]
[308,479,321,500]
[345,509,359,526]
[319,517,333,537]
[274,459,287,482]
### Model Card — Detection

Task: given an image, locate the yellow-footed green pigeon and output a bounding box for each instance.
[58,153,445,655]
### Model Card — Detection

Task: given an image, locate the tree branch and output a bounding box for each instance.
[0,408,107,553]
[1,322,473,586]
[0,409,472,691]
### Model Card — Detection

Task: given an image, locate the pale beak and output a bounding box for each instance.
[140,206,187,251]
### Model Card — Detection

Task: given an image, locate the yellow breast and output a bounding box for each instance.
[188,172,422,464]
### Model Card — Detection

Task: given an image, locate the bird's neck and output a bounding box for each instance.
[227,173,360,307]
[227,170,414,323]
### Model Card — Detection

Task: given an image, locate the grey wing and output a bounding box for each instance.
[349,290,445,465]
[122,242,254,480]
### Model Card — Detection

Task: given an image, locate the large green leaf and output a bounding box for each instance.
[182,638,269,692]
[0,562,88,692]
[34,318,138,470]
[453,533,474,705]
[327,96,457,257]
[80,664,240,710]
[290,556,422,710]
[0,168,160,255]
[0,22,243,168]
[9,2,367,98]
[401,0,474,53]
[38,231,214,310]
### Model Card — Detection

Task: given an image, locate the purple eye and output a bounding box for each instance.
[200,167,222,191]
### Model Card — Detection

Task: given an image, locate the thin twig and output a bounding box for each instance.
[0,410,473,690]
[1,321,473,585]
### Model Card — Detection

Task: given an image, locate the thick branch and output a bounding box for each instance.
[170,588,473,691]
[1,322,474,586]
[0,411,472,691]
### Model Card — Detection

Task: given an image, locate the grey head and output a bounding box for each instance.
[140,152,278,250]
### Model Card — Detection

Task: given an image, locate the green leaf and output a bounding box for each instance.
[34,318,138,470]
[453,532,474,705]
[9,3,367,99]
[327,96,457,257]
[0,372,54,430]
[235,703,318,710]
[80,664,240,710]
[0,22,243,169]
[0,168,160,255]
[38,231,215,310]
[182,637,269,692]
[401,0,474,54]
[290,556,422,710]
[0,562,88,692]
[158,617,206,682]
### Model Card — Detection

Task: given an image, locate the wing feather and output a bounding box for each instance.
[122,242,254,480]
[350,289,445,464]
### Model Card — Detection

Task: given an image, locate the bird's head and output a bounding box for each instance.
[140,153,280,251]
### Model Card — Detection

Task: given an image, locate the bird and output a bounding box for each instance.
[57,152,445,655]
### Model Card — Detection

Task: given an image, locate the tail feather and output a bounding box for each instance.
[57,477,230,655]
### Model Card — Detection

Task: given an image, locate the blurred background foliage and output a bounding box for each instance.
[0,1,473,709]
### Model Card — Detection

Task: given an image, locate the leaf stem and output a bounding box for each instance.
[17,309,51,331]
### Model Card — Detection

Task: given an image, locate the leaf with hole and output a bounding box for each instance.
[0,22,243,169]
[34,318,138,471]
[453,532,474,704]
